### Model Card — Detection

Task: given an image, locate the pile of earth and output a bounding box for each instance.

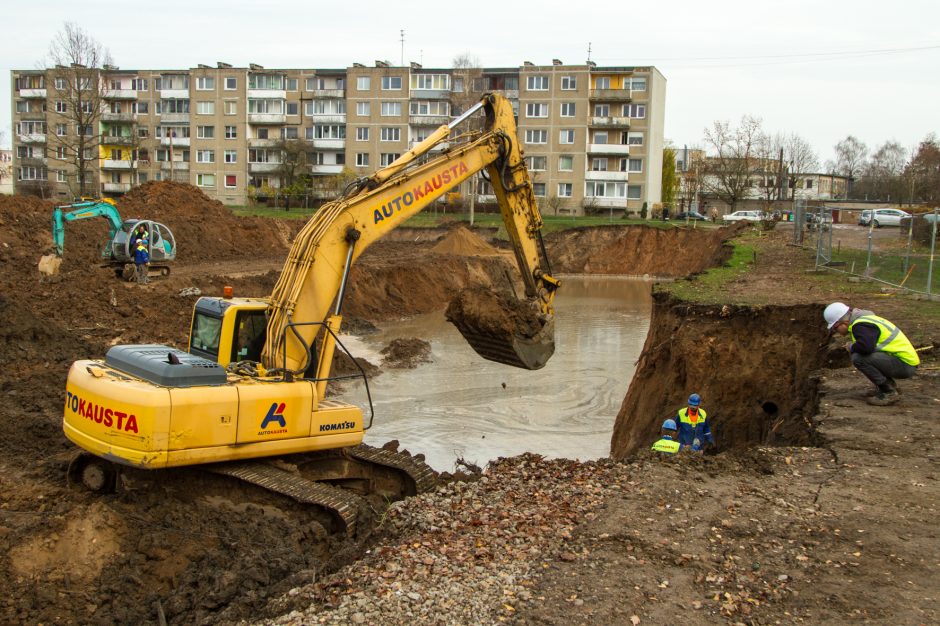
[380,338,433,369]
[430,225,501,256]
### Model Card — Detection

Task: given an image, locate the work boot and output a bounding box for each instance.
[865,379,900,397]
[867,389,900,406]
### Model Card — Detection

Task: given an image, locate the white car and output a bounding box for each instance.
[723,210,765,223]
[858,208,911,228]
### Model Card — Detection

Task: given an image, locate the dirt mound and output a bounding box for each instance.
[380,337,432,369]
[446,287,545,338]
[431,225,499,256]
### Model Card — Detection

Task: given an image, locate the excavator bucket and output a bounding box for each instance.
[445,287,555,370]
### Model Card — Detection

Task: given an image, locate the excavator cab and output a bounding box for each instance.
[189,296,269,366]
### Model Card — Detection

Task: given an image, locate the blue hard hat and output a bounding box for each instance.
[688,393,701,407]
[662,419,677,431]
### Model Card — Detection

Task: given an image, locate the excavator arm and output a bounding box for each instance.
[262,93,559,390]
[52,199,123,256]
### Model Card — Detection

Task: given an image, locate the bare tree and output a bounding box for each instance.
[275,138,311,208]
[701,116,764,211]
[780,133,819,199]
[451,53,484,221]
[45,23,113,197]
[856,141,907,202]
[907,133,940,203]
[832,135,869,198]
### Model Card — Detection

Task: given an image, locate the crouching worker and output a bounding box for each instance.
[823,302,919,406]
[651,419,682,455]
[134,240,150,284]
[676,393,714,453]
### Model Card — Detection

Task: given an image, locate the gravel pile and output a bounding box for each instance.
[257,454,630,625]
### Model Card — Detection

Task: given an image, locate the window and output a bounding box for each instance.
[380,153,401,166]
[558,155,573,171]
[248,99,285,114]
[628,158,642,173]
[558,183,573,197]
[526,156,547,171]
[628,77,647,92]
[619,158,629,172]
[57,170,67,183]
[409,100,449,116]
[380,127,401,142]
[133,101,149,114]
[248,74,284,90]
[224,77,237,90]
[280,127,298,139]
[594,104,610,117]
[532,183,546,197]
[196,150,215,163]
[197,101,215,115]
[257,128,268,139]
[559,129,575,144]
[593,131,609,145]
[381,101,402,116]
[627,184,642,199]
[594,77,611,89]
[624,103,646,118]
[356,153,369,166]
[55,124,67,136]
[525,129,547,144]
[54,77,66,89]
[78,125,93,136]
[161,99,190,113]
[585,181,626,198]
[525,103,548,118]
[560,76,577,90]
[410,74,450,90]
[196,77,215,90]
[55,101,67,113]
[356,127,370,141]
[225,126,237,139]
[197,125,215,139]
[381,76,402,90]
[286,78,298,91]
[806,179,814,189]
[80,101,94,114]
[224,100,237,115]
[357,76,371,90]
[18,166,46,181]
[357,101,370,116]
[224,150,237,163]
[225,174,237,188]
[591,158,608,171]
[453,77,464,92]
[526,75,549,90]
[14,101,29,114]
[132,78,148,91]
[287,102,299,115]
[627,132,644,145]
[197,174,215,187]
[306,100,346,115]
[560,102,576,117]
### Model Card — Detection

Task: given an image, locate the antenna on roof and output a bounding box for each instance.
[400,29,405,66]
[587,42,592,64]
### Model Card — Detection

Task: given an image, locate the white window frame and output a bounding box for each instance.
[196,125,214,139]
[627,184,642,200]
[560,76,577,90]
[624,103,646,119]
[196,150,215,163]
[224,77,236,90]
[526,155,547,171]
[526,75,549,90]
[559,129,575,144]
[225,125,237,139]
[356,153,369,166]
[357,101,370,116]
[532,182,546,197]
[525,103,548,118]
[380,101,401,116]
[558,183,573,197]
[381,76,402,90]
[380,153,401,166]
[356,127,370,141]
[560,102,576,117]
[380,127,401,142]
[627,131,644,146]
[525,129,547,144]
[224,150,237,163]
[196,101,215,115]
[197,173,216,187]
[558,155,573,171]
[224,174,237,188]
[357,76,371,90]
[628,158,643,173]
[196,76,215,91]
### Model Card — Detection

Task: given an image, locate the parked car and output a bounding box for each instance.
[723,210,765,223]
[675,210,708,221]
[858,208,911,227]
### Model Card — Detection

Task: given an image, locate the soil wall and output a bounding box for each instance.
[610,292,830,458]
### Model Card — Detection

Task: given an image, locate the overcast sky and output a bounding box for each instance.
[3,0,939,167]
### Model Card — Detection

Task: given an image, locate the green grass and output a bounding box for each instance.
[823,247,939,294]
[659,239,758,304]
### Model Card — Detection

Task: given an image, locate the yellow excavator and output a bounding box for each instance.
[62,94,559,533]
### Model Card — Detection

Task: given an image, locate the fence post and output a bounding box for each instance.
[865,220,874,277]
[928,209,938,298]
[903,215,914,274]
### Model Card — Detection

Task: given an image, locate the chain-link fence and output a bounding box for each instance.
[797,200,939,299]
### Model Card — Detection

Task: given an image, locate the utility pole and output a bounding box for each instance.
[400,29,405,66]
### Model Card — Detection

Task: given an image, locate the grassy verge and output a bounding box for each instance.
[657,238,758,304]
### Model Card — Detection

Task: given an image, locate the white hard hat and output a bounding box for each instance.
[824,302,850,330]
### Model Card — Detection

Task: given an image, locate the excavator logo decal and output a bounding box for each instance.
[260,402,287,430]
[65,391,139,434]
[373,162,470,224]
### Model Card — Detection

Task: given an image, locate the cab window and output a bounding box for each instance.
[190,313,222,360]
[231,310,268,363]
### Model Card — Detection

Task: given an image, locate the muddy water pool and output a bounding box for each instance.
[338,276,652,471]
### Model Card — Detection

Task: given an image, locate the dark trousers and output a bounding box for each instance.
[851,351,917,387]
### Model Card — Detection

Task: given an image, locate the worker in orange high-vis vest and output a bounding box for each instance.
[651,419,682,455]
[675,393,714,452]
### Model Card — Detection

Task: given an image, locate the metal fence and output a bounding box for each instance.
[799,200,939,299]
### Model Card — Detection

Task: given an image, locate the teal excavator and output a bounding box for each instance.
[50,198,177,278]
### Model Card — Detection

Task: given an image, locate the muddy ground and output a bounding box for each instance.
[0,186,936,625]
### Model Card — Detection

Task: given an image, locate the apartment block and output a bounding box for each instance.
[10,60,665,215]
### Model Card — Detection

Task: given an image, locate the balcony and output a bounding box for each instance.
[248,113,287,124]
[103,159,135,170]
[247,89,287,99]
[588,143,630,155]
[103,89,137,100]
[19,88,47,98]
[160,136,191,147]
[18,133,46,144]
[308,114,346,124]
[102,111,136,122]
[410,88,450,100]
[409,115,450,126]
[19,156,48,167]
[102,136,136,146]
[160,89,189,99]
[103,182,132,193]
[583,197,626,209]
[160,112,190,124]
[585,171,629,182]
[160,161,190,171]
[310,164,344,175]
[591,116,630,128]
[590,89,632,102]
[248,138,280,148]
[310,138,346,150]
[310,89,345,98]
[495,89,519,99]
[18,110,47,121]
[249,162,282,173]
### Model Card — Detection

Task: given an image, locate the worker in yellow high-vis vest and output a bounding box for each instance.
[824,302,920,406]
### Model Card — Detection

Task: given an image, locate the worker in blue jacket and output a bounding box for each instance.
[651,419,682,455]
[134,240,150,284]
[675,393,714,452]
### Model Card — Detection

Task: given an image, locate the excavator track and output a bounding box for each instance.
[207,461,365,535]
[346,444,438,495]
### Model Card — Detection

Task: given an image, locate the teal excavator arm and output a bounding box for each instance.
[52,200,123,257]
